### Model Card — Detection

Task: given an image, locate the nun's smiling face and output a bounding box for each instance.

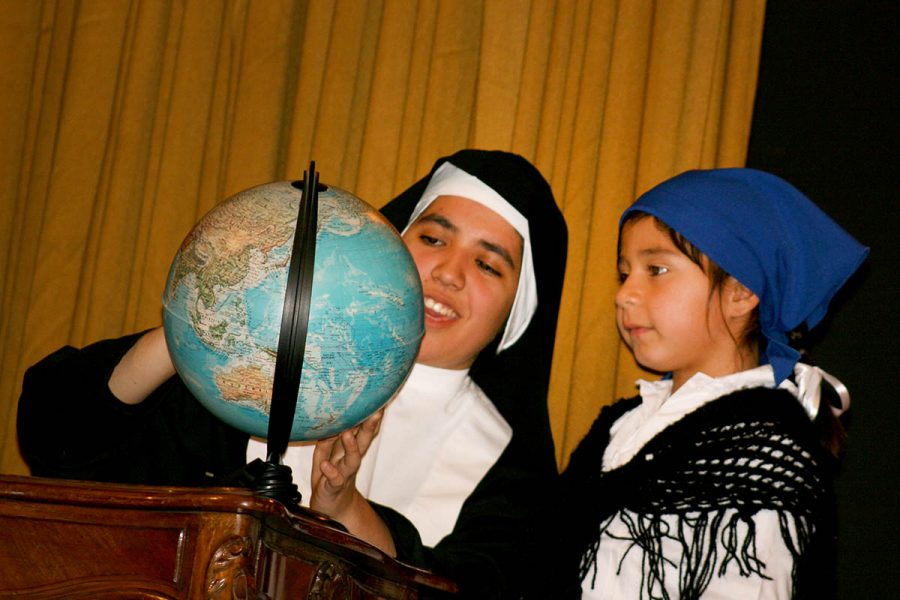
[403,196,522,370]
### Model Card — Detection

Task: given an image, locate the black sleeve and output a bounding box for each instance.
[17,332,249,486]
[537,397,642,599]
[371,443,558,599]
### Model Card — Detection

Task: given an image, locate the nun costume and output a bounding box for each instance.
[246,149,569,597]
[19,149,569,599]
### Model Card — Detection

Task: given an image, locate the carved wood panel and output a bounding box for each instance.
[0,476,456,600]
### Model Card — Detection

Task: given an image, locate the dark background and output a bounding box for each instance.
[746,2,898,598]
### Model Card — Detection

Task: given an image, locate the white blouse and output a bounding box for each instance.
[583,364,827,600]
[246,362,511,547]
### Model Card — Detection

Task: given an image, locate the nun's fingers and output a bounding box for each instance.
[312,436,340,483]
[355,409,384,456]
[336,428,363,477]
[318,455,347,490]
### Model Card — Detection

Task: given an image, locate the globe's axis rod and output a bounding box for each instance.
[258,161,319,506]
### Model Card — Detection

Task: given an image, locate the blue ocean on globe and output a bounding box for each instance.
[162,181,424,441]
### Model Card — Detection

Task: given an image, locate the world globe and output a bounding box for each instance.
[162,180,424,441]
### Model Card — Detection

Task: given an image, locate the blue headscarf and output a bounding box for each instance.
[621,168,868,384]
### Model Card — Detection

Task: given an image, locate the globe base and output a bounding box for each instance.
[220,459,349,533]
[248,459,301,506]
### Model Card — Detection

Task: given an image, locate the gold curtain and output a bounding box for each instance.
[0,0,765,475]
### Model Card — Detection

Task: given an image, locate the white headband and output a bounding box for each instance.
[402,162,537,352]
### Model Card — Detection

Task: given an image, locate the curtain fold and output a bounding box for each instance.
[0,0,765,474]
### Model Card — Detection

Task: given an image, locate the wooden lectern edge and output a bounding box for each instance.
[0,473,458,594]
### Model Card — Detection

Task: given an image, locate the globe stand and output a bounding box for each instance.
[215,162,348,532]
[236,161,319,513]
[220,458,347,531]
[221,458,300,507]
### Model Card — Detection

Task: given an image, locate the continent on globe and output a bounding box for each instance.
[162,180,424,441]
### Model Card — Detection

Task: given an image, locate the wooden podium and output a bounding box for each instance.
[0,474,457,599]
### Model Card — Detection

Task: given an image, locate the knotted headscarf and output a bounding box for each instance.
[621,168,868,384]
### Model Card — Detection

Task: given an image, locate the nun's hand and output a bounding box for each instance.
[309,410,395,555]
[309,409,383,518]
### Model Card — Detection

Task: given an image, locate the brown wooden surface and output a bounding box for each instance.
[0,474,456,599]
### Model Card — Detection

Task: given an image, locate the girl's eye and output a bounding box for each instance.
[476,259,501,276]
[419,234,442,246]
[648,265,669,276]
[617,271,629,284]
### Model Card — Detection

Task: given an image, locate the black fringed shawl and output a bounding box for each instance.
[557,387,836,599]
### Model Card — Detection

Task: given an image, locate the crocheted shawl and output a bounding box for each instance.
[559,387,835,599]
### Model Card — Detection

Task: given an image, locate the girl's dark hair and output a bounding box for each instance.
[621,211,846,457]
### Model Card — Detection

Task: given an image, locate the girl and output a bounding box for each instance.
[557,168,867,599]
[18,149,568,598]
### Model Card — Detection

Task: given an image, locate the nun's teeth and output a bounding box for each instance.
[425,297,458,318]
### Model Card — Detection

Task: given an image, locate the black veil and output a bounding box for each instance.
[380,149,568,479]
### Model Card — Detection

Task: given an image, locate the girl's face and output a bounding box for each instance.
[615,217,746,391]
[403,195,522,370]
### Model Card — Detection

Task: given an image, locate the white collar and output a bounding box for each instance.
[635,362,849,420]
[605,364,847,472]
[397,362,471,413]
[636,366,776,415]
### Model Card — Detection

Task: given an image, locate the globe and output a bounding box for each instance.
[161,180,424,441]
